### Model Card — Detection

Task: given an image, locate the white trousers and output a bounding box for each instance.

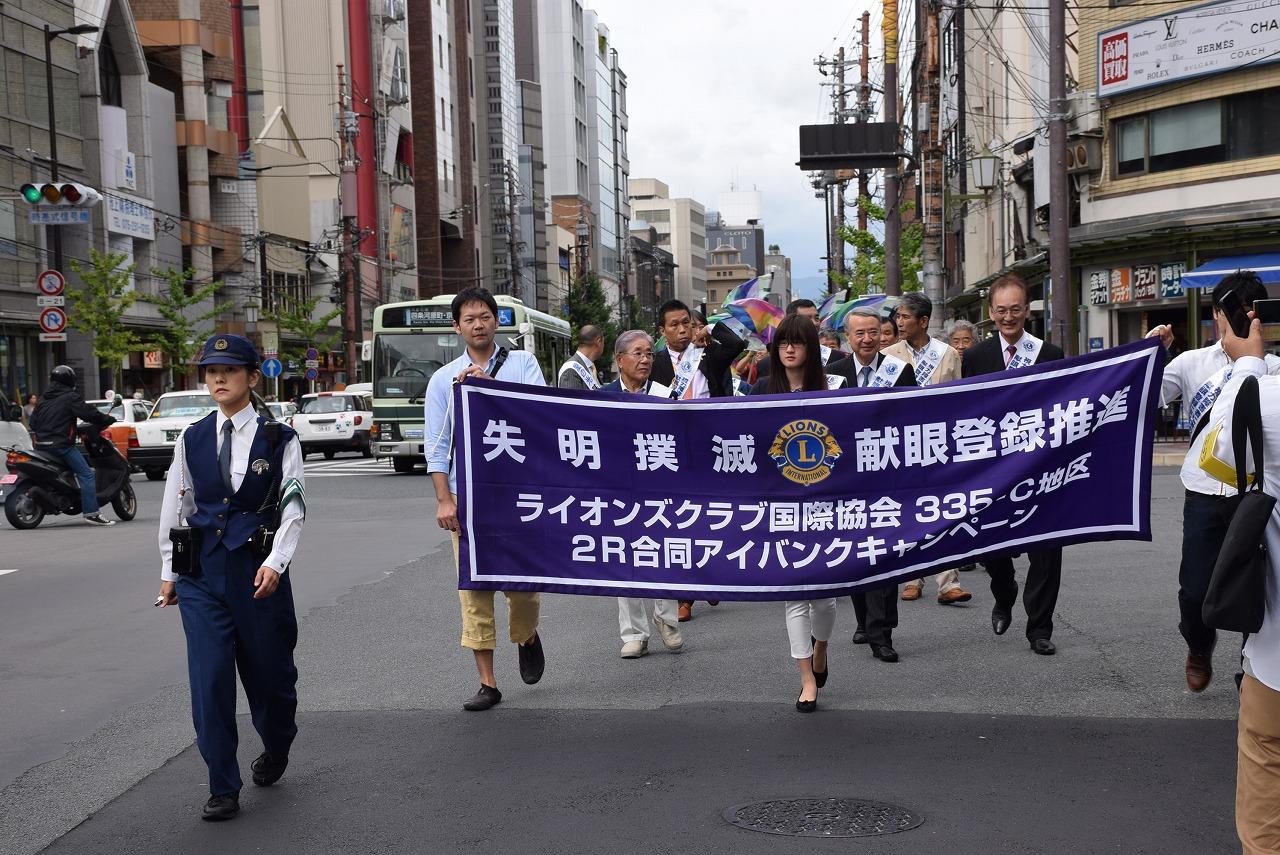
[618,598,678,642]
[908,567,960,593]
[785,599,838,659]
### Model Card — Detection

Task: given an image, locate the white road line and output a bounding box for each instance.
[0,568,19,577]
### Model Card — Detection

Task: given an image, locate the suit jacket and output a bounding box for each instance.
[961,334,1065,378]
[650,324,746,398]
[882,339,962,385]
[557,351,599,390]
[825,352,917,388]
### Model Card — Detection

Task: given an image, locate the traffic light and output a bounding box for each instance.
[18,182,102,207]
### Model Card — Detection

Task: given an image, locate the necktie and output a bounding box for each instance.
[219,420,234,493]
[1005,344,1017,369]
[860,365,873,388]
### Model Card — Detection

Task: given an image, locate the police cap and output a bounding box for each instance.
[198,333,260,368]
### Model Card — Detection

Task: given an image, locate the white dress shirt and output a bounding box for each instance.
[158,402,305,581]
[667,346,709,399]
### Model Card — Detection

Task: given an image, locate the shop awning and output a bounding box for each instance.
[1182,253,1280,288]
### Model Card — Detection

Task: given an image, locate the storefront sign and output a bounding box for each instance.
[1089,270,1111,305]
[1132,265,1159,300]
[1160,262,1186,299]
[144,351,164,369]
[106,194,155,241]
[1110,268,1132,303]
[1098,0,1280,97]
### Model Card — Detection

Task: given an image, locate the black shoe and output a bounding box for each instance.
[251,751,288,787]
[796,697,817,713]
[518,632,545,685]
[870,643,899,663]
[1030,638,1056,656]
[852,628,869,645]
[463,684,502,711]
[991,606,1012,636]
[201,792,240,821]
[811,637,828,689]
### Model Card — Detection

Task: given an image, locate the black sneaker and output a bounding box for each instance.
[518,632,545,685]
[83,513,116,527]
[201,792,240,821]
[463,684,502,711]
[251,751,288,786]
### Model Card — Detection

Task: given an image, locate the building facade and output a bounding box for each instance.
[628,177,706,306]
[704,243,755,308]
[763,245,792,308]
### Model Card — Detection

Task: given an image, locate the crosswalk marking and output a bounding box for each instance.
[303,457,398,478]
[0,568,19,577]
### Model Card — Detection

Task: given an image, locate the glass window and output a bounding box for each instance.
[373,332,461,398]
[1148,99,1222,172]
[301,395,356,414]
[153,394,217,419]
[1228,87,1280,161]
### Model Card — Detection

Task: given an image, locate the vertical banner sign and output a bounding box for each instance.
[1160,262,1186,299]
[1110,268,1132,303]
[454,340,1164,601]
[1132,265,1159,300]
[1088,269,1111,305]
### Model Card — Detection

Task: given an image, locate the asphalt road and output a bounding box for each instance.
[1,463,1244,854]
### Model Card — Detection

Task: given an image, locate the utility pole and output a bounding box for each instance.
[833,46,847,285]
[1048,0,1073,352]
[337,64,360,385]
[857,12,870,237]
[919,0,945,332]
[883,0,901,296]
[505,161,520,297]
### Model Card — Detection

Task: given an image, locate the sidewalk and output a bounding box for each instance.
[1153,440,1191,467]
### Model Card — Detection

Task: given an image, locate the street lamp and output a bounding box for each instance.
[970,147,1002,193]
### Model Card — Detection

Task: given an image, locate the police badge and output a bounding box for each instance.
[251,459,271,475]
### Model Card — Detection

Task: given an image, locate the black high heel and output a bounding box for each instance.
[796,697,818,713]
[812,637,828,689]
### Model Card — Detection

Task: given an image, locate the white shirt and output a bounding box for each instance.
[667,346,709,399]
[1203,356,1280,691]
[157,402,306,581]
[620,379,672,397]
[999,331,1029,366]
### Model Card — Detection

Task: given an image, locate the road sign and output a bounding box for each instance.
[36,270,65,296]
[304,367,319,381]
[305,359,320,369]
[39,307,67,334]
[263,349,278,360]
[305,347,319,360]
[29,209,90,225]
[39,333,67,342]
[262,358,282,378]
[36,295,65,307]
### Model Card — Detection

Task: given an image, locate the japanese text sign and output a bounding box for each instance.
[454,340,1164,601]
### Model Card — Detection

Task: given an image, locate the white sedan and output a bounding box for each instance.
[130,391,218,480]
[293,392,373,459]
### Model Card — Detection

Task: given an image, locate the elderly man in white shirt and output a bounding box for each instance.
[1146,270,1280,692]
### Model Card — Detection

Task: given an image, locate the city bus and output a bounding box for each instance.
[370,295,572,472]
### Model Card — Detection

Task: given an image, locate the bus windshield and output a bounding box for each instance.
[373,332,462,398]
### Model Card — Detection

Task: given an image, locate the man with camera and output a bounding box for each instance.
[155,333,306,821]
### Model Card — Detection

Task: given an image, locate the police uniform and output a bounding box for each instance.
[158,334,305,819]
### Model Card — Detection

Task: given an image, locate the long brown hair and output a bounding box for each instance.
[767,314,827,394]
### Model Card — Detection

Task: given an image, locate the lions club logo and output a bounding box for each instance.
[768,419,843,485]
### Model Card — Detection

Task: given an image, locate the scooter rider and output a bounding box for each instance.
[28,365,116,526]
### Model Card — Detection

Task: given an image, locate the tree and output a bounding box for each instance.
[261,293,341,368]
[832,196,924,298]
[142,266,232,390]
[563,273,619,365]
[67,249,140,392]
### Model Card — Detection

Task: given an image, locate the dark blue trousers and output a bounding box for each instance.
[1178,490,1232,654]
[176,543,298,796]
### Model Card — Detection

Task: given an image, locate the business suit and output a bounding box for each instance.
[825,352,917,389]
[556,351,600,390]
[963,334,1066,643]
[650,324,746,398]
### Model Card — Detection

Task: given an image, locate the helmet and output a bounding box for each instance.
[50,365,76,386]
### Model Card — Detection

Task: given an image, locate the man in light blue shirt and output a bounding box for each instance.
[424,287,547,712]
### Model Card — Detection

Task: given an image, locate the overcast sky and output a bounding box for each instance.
[590,0,877,299]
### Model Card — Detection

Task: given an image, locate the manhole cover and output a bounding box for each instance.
[722,797,924,838]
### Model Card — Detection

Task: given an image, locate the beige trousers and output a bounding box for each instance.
[452,528,539,651]
[1238,674,1280,854]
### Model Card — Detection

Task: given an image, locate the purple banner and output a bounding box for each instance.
[455,339,1164,601]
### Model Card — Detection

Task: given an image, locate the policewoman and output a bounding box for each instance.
[155,334,306,821]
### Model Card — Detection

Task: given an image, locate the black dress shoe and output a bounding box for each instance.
[852,629,869,645]
[518,633,545,685]
[1030,638,1057,656]
[870,643,899,663]
[991,607,1012,636]
[463,684,502,711]
[795,697,817,713]
[201,792,240,821]
[251,751,288,787]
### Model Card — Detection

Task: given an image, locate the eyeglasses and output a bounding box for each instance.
[621,350,655,360]
[991,305,1028,318]
[777,341,806,350]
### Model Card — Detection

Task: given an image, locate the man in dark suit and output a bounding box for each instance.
[961,273,1065,656]
[826,307,915,662]
[650,299,745,399]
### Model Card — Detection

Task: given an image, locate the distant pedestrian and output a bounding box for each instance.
[947,319,978,354]
[879,314,899,350]
[22,394,36,425]
[558,325,605,390]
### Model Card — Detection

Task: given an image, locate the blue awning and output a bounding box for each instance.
[1181,253,1280,288]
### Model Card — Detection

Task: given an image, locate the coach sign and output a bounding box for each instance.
[454,340,1164,601]
[1099,0,1280,97]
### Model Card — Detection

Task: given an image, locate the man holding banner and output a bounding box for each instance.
[962,274,1066,655]
[425,287,548,711]
[600,330,685,658]
[882,292,973,606]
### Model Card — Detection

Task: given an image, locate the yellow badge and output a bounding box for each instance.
[214,338,229,351]
[768,419,843,485]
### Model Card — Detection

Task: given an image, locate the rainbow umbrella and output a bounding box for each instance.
[723,297,784,342]
[825,294,890,331]
[720,276,764,308]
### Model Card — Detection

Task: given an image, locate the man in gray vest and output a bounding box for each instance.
[558,325,605,390]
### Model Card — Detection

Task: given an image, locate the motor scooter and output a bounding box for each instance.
[2,424,137,528]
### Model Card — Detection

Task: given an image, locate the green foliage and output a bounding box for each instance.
[141,267,231,390]
[261,292,341,365]
[832,196,923,297]
[563,273,619,368]
[67,249,140,391]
